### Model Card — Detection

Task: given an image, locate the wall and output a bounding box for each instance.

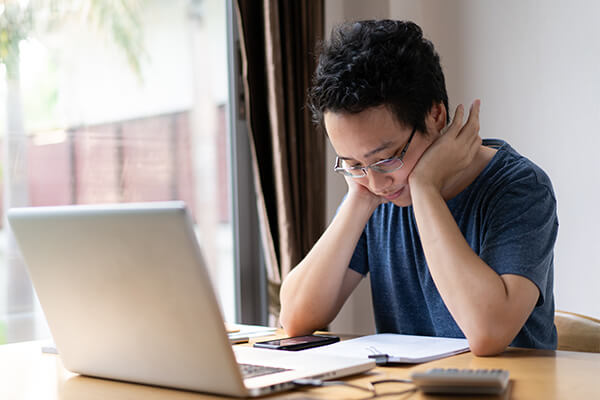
[326,0,600,334]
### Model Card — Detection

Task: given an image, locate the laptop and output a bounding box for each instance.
[7,201,374,397]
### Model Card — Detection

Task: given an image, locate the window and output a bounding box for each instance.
[0,0,254,343]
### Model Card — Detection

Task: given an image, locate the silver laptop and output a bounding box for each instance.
[7,202,374,397]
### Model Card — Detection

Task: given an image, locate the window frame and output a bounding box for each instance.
[225,0,267,325]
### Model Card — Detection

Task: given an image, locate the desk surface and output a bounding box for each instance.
[1,336,599,400]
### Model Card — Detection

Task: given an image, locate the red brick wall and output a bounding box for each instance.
[0,110,198,226]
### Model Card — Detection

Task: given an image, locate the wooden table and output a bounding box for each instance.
[1,337,599,399]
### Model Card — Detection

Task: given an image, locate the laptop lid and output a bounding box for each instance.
[7,202,374,397]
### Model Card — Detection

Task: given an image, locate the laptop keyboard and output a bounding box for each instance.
[239,363,291,379]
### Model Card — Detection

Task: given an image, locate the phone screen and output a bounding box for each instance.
[253,334,340,350]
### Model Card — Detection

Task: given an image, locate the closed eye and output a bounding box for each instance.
[378,158,397,166]
[339,159,363,169]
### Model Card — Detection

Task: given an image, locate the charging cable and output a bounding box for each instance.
[293,378,416,399]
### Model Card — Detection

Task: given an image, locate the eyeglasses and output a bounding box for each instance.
[334,127,416,178]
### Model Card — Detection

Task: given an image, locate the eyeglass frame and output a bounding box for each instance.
[334,126,417,178]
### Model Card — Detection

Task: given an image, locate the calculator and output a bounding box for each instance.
[410,368,510,395]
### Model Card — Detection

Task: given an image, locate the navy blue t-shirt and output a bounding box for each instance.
[348,139,558,349]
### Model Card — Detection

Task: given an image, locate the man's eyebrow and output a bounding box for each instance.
[337,141,395,161]
[363,141,395,158]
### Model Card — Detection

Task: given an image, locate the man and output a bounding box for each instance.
[279,20,558,356]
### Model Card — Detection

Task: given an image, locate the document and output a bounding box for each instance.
[303,333,470,364]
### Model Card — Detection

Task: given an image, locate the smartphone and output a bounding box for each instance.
[253,334,340,351]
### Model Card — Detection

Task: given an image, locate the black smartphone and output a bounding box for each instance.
[253,334,340,351]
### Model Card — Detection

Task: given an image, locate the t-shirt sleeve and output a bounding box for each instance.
[349,229,369,276]
[479,173,558,307]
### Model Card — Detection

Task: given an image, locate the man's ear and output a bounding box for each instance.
[426,103,447,134]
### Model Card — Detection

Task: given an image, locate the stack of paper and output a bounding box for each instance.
[226,324,277,340]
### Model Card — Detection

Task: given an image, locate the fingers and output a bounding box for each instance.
[445,104,465,137]
[463,99,481,136]
[442,100,480,141]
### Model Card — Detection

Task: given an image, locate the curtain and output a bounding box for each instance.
[236,0,325,325]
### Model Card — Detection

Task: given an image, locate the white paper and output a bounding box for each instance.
[303,333,470,364]
[226,324,277,339]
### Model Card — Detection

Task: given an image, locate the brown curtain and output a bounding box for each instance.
[236,0,325,325]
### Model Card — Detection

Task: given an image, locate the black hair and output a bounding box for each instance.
[308,19,449,134]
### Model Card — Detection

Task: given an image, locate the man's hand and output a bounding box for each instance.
[409,100,482,192]
[344,174,386,210]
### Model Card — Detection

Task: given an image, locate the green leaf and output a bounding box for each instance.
[1,0,147,79]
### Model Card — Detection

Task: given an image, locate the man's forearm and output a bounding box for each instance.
[410,182,536,355]
[279,195,376,336]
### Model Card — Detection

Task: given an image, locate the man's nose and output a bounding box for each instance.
[366,170,393,194]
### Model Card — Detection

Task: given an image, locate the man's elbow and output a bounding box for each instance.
[279,309,315,337]
[279,281,314,336]
[467,332,511,357]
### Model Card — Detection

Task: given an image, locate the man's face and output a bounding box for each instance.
[325,106,435,207]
